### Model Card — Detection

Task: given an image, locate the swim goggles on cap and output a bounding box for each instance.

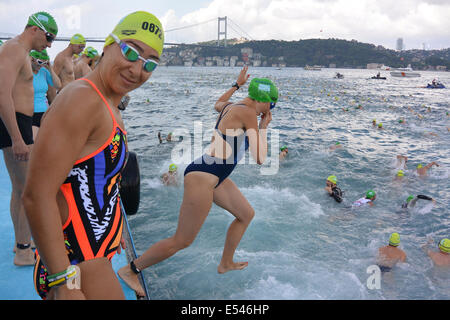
[110,33,158,73]
[30,15,56,43]
[270,102,276,110]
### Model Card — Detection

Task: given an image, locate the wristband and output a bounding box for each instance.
[232,82,239,90]
[130,260,141,274]
[47,265,78,288]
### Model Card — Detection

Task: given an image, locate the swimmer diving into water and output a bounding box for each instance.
[119,66,278,297]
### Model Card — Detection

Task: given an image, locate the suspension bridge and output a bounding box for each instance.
[0,17,252,48]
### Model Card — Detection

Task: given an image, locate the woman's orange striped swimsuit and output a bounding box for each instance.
[34,78,129,299]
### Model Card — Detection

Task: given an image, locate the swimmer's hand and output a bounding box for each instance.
[12,138,30,161]
[116,238,127,255]
[237,65,250,86]
[51,285,86,300]
[259,111,272,129]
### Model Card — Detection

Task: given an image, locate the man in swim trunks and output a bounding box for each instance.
[422,238,450,267]
[53,33,86,89]
[377,233,407,272]
[0,11,57,266]
[118,66,278,297]
[74,46,98,80]
[23,11,163,299]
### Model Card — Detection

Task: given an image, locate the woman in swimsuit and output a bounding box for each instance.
[22,11,164,300]
[118,66,278,297]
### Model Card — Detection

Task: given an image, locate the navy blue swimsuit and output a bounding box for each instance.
[184,103,249,187]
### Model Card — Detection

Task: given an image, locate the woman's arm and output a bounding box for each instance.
[46,62,62,90]
[245,109,272,165]
[214,65,250,112]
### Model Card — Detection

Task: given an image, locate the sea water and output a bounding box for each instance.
[122,67,450,300]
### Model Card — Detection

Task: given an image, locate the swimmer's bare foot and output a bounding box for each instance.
[217,261,248,274]
[14,247,35,266]
[118,265,146,297]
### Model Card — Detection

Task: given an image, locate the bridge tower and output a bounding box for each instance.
[217,16,227,47]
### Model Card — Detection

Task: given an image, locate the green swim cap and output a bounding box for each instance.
[27,12,58,36]
[378,123,383,128]
[83,46,98,59]
[0,40,3,46]
[70,33,86,45]
[406,195,414,203]
[439,239,450,253]
[327,175,337,184]
[280,146,288,152]
[248,78,278,103]
[29,50,42,60]
[335,142,341,145]
[104,11,165,57]
[30,49,49,61]
[398,119,404,123]
[389,233,400,246]
[366,190,376,199]
[169,163,177,172]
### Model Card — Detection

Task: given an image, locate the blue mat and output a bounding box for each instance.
[0,155,136,300]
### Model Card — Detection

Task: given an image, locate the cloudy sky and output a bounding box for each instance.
[1,0,449,58]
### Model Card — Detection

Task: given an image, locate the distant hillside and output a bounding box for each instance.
[170,38,450,70]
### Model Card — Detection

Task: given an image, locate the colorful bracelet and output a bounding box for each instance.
[47,265,78,288]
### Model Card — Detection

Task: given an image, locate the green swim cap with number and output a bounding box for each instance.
[104,11,165,57]
[389,233,400,246]
[248,78,278,103]
[27,12,58,36]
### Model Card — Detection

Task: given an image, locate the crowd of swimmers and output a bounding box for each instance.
[0,10,447,300]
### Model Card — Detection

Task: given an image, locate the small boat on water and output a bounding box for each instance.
[390,65,421,78]
[334,73,344,79]
[304,65,321,71]
[425,80,445,89]
[371,72,386,80]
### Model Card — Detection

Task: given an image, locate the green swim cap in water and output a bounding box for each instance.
[248,78,278,103]
[27,12,58,36]
[389,233,400,246]
[280,146,288,152]
[366,190,376,199]
[439,239,450,253]
[83,46,98,59]
[406,195,414,203]
[327,175,337,184]
[104,11,165,57]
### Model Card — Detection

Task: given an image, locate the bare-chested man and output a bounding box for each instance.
[422,238,450,267]
[0,11,57,265]
[53,33,85,89]
[74,46,98,79]
[376,233,407,273]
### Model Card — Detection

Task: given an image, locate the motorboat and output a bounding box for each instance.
[390,65,420,78]
[304,65,321,70]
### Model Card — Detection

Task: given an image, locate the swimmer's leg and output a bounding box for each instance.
[213,178,254,274]
[119,172,215,296]
[2,148,34,265]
